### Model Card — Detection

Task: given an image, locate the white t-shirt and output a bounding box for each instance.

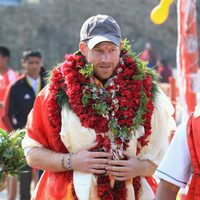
[154,120,193,188]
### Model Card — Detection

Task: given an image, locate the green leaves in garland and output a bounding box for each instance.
[57,89,71,110]
[79,63,94,78]
[108,119,131,142]
[122,38,159,102]
[92,101,109,115]
[131,87,147,130]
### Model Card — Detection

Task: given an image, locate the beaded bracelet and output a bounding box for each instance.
[61,154,73,170]
[67,153,73,170]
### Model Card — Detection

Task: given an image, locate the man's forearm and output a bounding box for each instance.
[26,143,111,175]
[155,179,179,200]
[137,159,157,177]
[26,147,70,172]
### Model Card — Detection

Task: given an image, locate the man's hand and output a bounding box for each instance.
[106,151,157,181]
[72,142,111,174]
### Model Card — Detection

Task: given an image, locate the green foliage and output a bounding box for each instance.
[0,129,26,182]
[82,89,92,107]
[79,63,94,78]
[131,87,147,130]
[108,118,118,135]
[108,119,132,141]
[92,101,109,115]
[122,38,132,53]
[57,89,71,109]
[118,128,132,141]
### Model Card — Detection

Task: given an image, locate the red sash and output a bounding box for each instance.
[26,87,73,199]
[187,114,200,200]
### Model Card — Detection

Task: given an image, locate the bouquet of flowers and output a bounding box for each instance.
[0,128,26,191]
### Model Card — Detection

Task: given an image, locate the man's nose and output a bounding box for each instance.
[101,52,110,62]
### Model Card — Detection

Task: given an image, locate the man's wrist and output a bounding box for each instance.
[61,153,73,171]
[67,153,73,170]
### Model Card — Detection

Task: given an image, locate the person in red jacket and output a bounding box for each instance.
[0,46,18,131]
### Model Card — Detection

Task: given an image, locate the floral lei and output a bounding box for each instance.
[48,39,158,200]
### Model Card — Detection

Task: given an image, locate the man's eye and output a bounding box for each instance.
[96,49,102,53]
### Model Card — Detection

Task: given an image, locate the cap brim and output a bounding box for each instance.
[87,34,121,49]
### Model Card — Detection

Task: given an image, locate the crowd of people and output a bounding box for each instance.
[0,47,46,200]
[0,14,198,200]
[139,42,174,98]
[139,42,173,84]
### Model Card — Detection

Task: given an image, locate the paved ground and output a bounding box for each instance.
[0,175,36,199]
[0,188,19,200]
[0,180,20,200]
[0,189,9,200]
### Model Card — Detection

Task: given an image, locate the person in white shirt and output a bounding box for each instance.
[155,105,200,199]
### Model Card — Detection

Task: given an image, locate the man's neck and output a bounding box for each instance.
[93,76,109,86]
[26,74,40,80]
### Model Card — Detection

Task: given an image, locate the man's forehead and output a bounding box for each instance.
[93,41,118,49]
[24,56,42,62]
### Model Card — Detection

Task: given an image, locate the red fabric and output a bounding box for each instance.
[187,114,200,200]
[2,85,13,132]
[177,0,198,115]
[26,86,73,200]
[0,68,17,131]
[145,176,158,194]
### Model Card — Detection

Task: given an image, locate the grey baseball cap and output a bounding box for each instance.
[80,14,122,49]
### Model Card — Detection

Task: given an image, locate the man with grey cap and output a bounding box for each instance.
[22,14,175,200]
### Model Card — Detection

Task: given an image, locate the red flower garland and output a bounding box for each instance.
[48,50,155,200]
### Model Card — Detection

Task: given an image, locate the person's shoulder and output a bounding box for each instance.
[154,87,174,115]
[7,67,17,74]
[11,74,26,86]
[9,74,27,92]
[33,85,52,111]
[172,120,188,144]
[37,85,51,101]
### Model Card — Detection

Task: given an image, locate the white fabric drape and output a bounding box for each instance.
[22,88,176,199]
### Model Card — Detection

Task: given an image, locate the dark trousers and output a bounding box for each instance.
[19,165,32,200]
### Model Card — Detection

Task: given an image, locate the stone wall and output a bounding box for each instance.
[0,0,199,70]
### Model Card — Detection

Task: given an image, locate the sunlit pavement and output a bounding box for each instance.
[0,188,19,200]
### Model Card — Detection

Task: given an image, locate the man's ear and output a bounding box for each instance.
[79,42,87,56]
[119,40,122,51]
